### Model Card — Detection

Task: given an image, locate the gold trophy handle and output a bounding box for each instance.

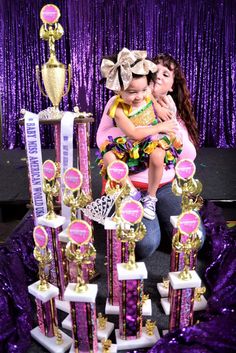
[36,65,48,97]
[63,64,72,97]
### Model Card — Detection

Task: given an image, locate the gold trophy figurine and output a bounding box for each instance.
[42,160,60,220]
[145,320,156,336]
[36,4,71,119]
[101,338,112,353]
[97,313,108,330]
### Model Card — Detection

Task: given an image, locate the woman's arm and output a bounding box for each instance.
[114,106,178,140]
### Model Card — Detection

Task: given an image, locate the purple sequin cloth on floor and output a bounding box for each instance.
[148,201,236,353]
[0,211,38,353]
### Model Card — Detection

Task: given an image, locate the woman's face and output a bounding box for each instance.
[119,76,148,108]
[152,62,175,98]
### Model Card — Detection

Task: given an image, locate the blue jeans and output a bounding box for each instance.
[135,182,205,260]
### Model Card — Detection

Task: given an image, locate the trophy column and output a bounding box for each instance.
[114,200,160,350]
[28,225,72,353]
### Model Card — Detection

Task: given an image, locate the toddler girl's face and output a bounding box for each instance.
[119,76,148,108]
[151,63,175,98]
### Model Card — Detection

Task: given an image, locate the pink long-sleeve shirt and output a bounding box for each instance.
[96,96,196,186]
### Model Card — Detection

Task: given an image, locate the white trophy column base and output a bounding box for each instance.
[55,299,70,313]
[162,329,169,336]
[117,262,148,281]
[161,296,207,315]
[115,327,160,350]
[64,283,98,303]
[28,281,59,302]
[69,344,117,353]
[157,282,169,298]
[58,229,69,243]
[31,327,73,353]
[105,298,152,316]
[37,215,66,228]
[61,314,115,341]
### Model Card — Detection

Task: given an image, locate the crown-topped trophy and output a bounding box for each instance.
[36,4,71,119]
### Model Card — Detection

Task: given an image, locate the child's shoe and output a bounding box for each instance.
[142,194,157,220]
[130,189,142,201]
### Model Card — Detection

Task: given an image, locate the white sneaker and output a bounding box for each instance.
[142,195,157,220]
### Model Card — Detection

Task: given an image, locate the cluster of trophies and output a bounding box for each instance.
[24,4,207,353]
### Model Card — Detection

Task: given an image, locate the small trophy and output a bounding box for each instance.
[36,4,71,119]
[33,225,52,291]
[28,226,73,351]
[42,160,60,220]
[172,211,201,280]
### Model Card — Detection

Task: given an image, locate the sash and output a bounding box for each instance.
[60,111,76,226]
[24,111,47,224]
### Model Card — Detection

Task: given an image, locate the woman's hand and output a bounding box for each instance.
[157,105,175,121]
[155,119,178,135]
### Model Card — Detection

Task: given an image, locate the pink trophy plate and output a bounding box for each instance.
[107,160,128,182]
[64,168,83,191]
[120,200,143,224]
[42,160,57,181]
[33,226,48,249]
[40,4,61,24]
[68,220,92,245]
[175,159,196,180]
[177,211,200,236]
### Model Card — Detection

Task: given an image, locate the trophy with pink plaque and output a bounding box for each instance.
[28,226,73,353]
[63,220,99,353]
[37,160,66,299]
[115,200,160,350]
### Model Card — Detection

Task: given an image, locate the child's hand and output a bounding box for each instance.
[156,119,178,134]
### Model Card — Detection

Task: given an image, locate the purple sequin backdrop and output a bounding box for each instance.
[0,0,235,149]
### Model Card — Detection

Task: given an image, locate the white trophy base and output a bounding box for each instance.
[105,298,152,316]
[162,329,169,336]
[117,262,148,281]
[64,283,98,303]
[31,326,73,353]
[169,270,201,290]
[161,296,207,315]
[104,217,117,230]
[58,229,69,243]
[115,327,160,350]
[69,344,117,353]
[37,214,66,228]
[28,282,59,303]
[55,299,70,313]
[157,282,169,298]
[62,314,114,340]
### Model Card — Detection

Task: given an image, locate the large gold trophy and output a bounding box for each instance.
[36,4,71,118]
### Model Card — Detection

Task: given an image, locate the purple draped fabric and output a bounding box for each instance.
[0,0,235,149]
[147,202,236,353]
[0,212,38,353]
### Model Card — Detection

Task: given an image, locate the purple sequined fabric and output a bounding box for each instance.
[148,201,236,353]
[0,1,235,149]
[0,211,38,353]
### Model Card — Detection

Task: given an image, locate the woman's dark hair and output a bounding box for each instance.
[101,54,153,89]
[153,53,199,147]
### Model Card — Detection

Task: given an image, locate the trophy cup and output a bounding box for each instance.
[28,226,73,352]
[115,200,160,350]
[36,4,71,120]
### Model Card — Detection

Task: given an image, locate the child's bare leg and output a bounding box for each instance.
[103,151,137,192]
[147,147,165,197]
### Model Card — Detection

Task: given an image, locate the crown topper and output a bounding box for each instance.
[64,168,83,191]
[107,160,128,183]
[43,160,57,181]
[40,4,61,24]
[177,211,200,235]
[33,226,48,249]
[120,200,143,224]
[175,159,196,180]
[68,220,92,245]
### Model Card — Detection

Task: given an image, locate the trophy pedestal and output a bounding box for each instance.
[115,327,160,350]
[55,299,70,313]
[105,298,152,316]
[161,295,207,315]
[157,282,169,298]
[168,270,201,330]
[58,228,69,243]
[64,283,99,353]
[37,215,66,299]
[62,314,115,341]
[28,281,72,352]
[31,327,73,353]
[116,262,157,346]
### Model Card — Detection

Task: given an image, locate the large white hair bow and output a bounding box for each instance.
[101,47,157,91]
